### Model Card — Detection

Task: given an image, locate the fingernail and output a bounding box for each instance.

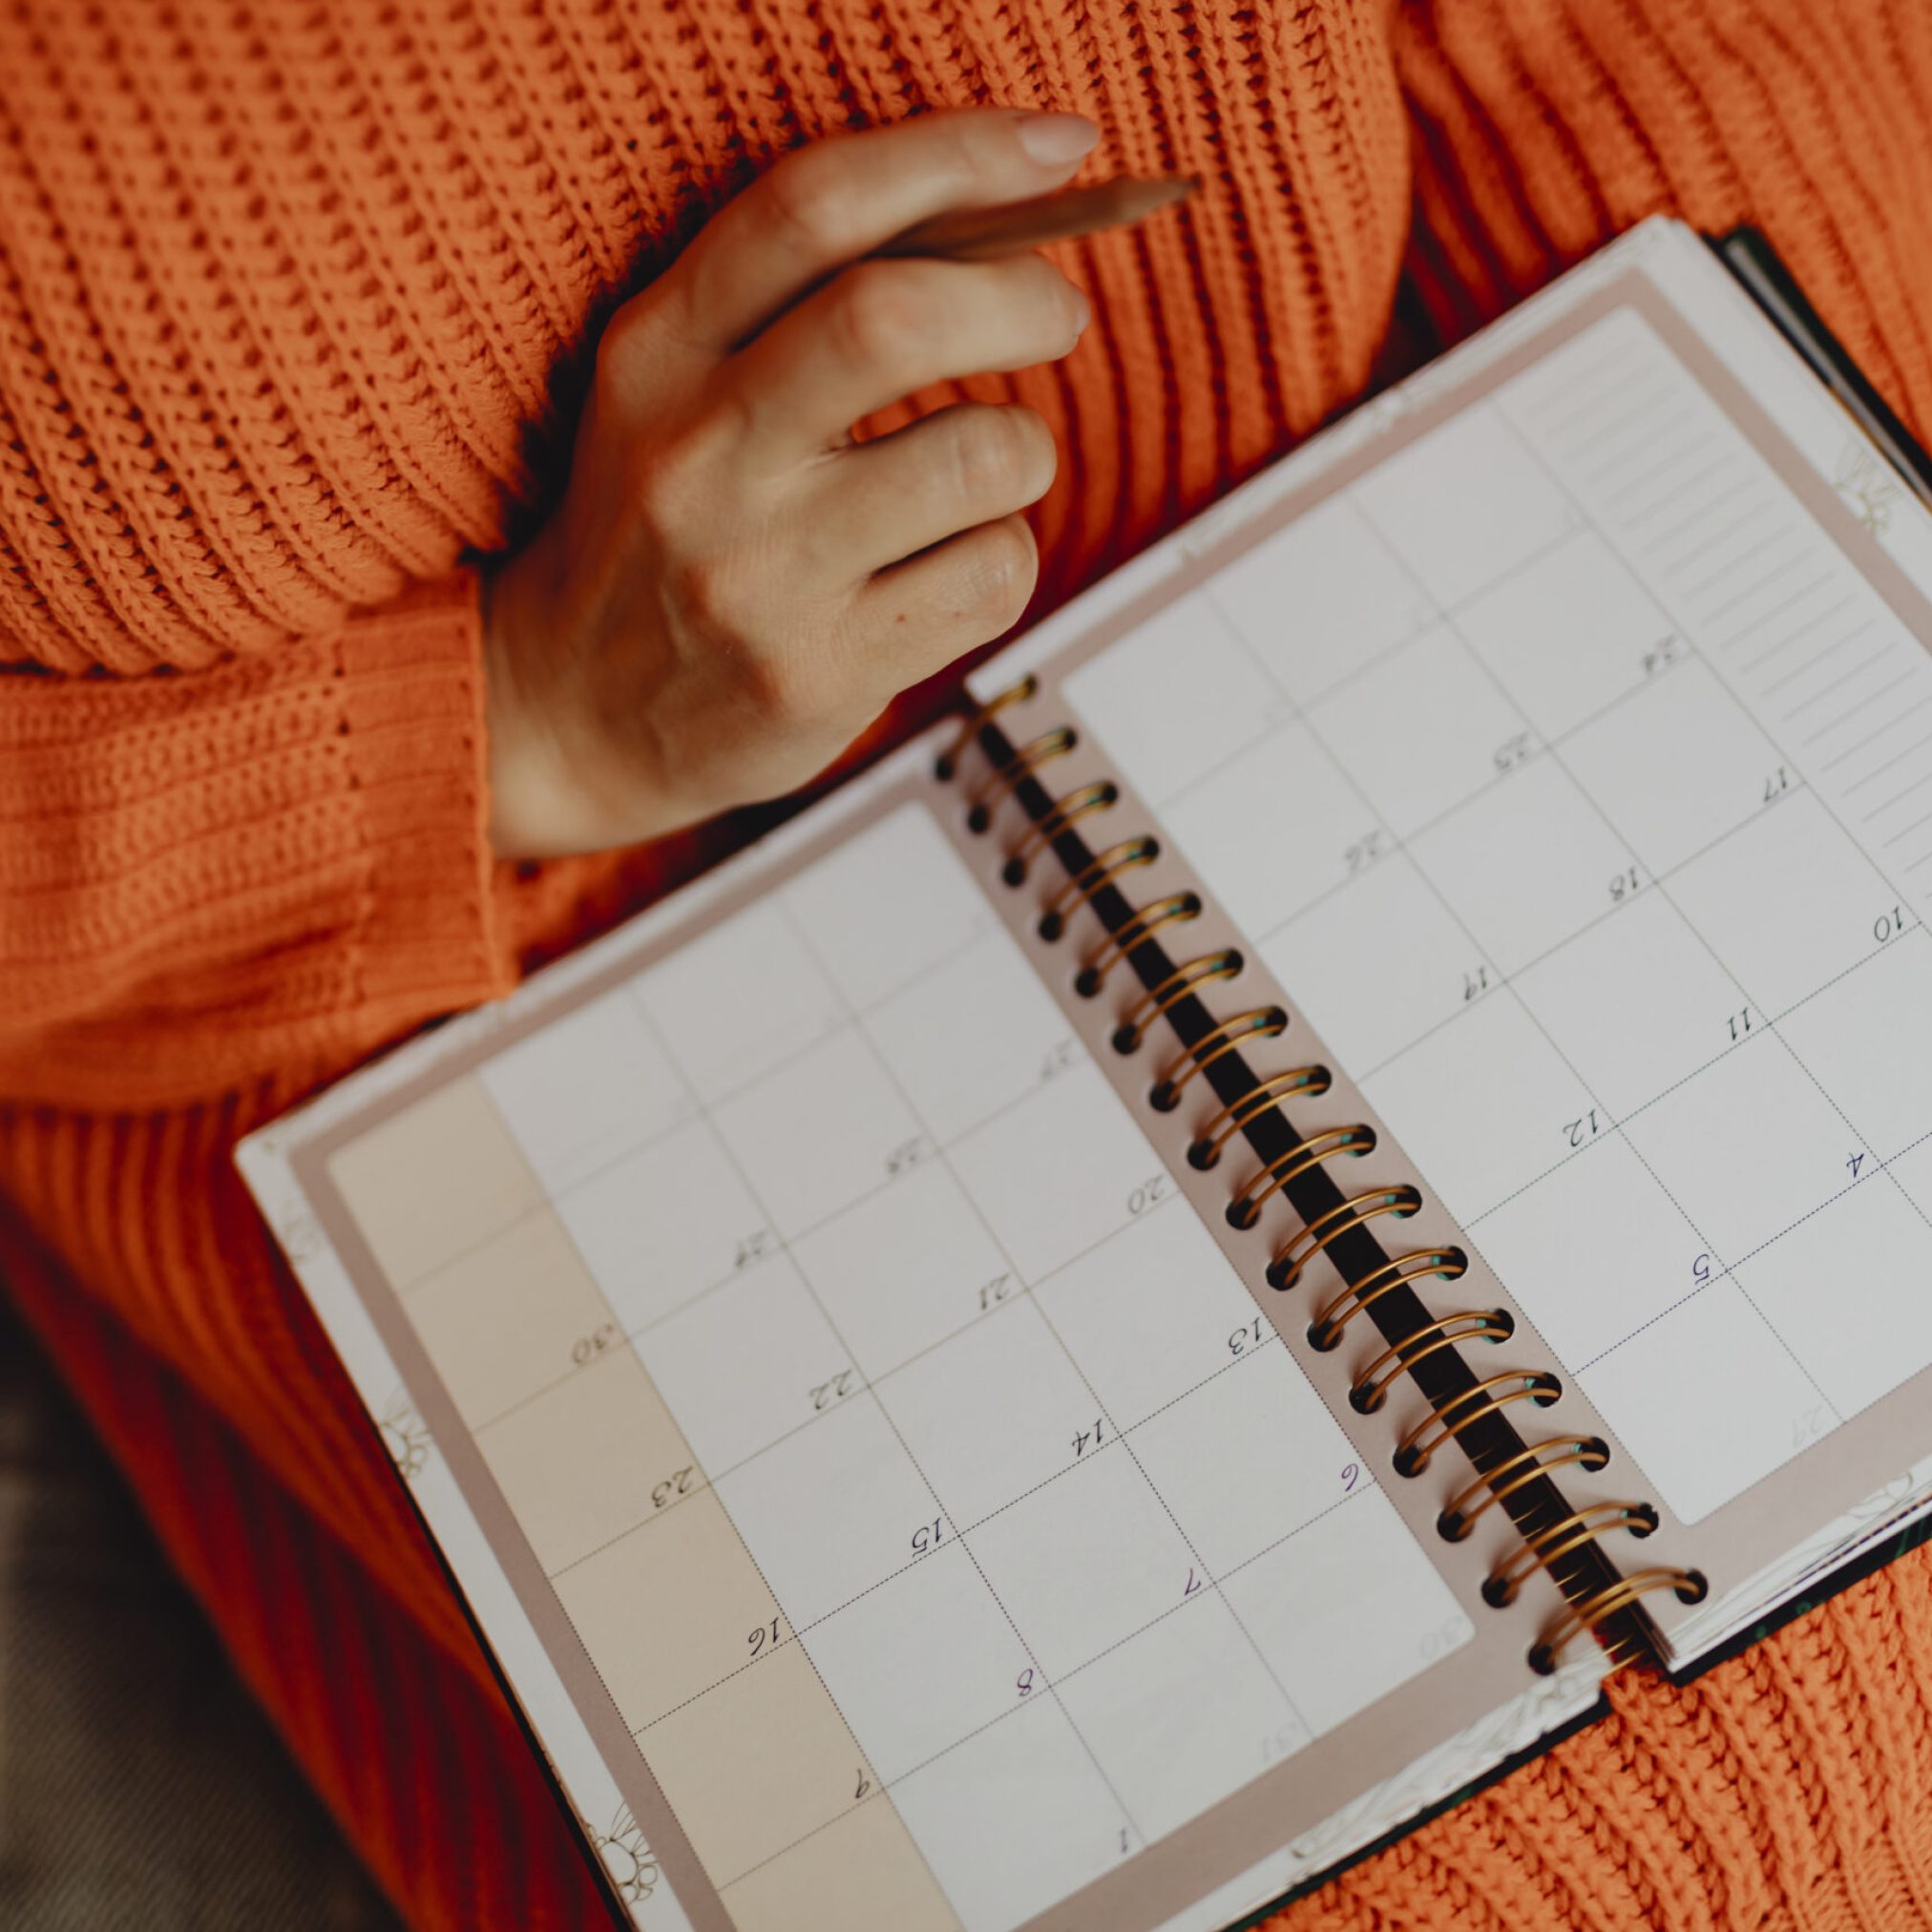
[1017,112,1100,167]
[1070,285,1092,334]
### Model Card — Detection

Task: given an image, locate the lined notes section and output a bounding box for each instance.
[1502,306,1932,897]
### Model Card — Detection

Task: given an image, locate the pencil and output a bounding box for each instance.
[875,175,1200,262]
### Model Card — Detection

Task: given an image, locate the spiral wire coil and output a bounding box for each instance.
[947,678,1705,1672]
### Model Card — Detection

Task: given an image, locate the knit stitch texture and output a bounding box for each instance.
[4,3,1932,1928]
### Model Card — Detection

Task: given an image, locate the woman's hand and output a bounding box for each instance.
[481,107,1098,858]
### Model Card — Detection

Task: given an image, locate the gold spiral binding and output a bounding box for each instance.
[1113,951,1243,1052]
[1226,1124,1376,1229]
[1040,838,1160,942]
[1268,1186,1422,1292]
[1309,1248,1467,1352]
[936,673,1039,780]
[1187,1067,1334,1169]
[1438,1437,1609,1542]
[1002,781,1119,885]
[1075,892,1203,995]
[1393,1371,1564,1478]
[938,686,1673,1675]
[967,727,1077,830]
[1350,1312,1514,1415]
[1529,1568,1708,1676]
[1483,1502,1659,1606]
[1149,1007,1288,1110]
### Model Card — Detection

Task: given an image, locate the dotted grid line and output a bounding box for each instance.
[710,1483,1379,1902]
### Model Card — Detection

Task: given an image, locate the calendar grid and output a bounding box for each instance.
[1488,390,1932,1375]
[262,254,1932,1932]
[1351,460,1832,1425]
[452,850,1422,1831]
[1351,375,1925,1346]
[691,894,1153,1862]
[455,1073,936,1888]
[1346,426,1839,1424]
[617,1325,1333,1732]
[1457,930,1932,1233]
[464,1040,1131,1444]
[318,771,1487,1932]
[456,804,1464,1927]
[766,893,1315,1822]
[533,1194,1197,1572]
[704,1482,1376,1900]
[1172,639,1704,980]
[1189,485,1685,1305]
[1064,295,1932,1529]
[1571,1117,1932,1374]
[390,913,1005,1307]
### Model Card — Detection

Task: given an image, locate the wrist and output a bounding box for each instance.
[479,543,570,860]
[479,537,692,860]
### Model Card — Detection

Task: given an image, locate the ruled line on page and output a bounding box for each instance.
[1760,620,1880,698]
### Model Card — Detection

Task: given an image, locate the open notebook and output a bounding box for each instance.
[240,217,1932,1932]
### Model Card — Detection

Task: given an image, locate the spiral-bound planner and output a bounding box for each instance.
[241,217,1932,1932]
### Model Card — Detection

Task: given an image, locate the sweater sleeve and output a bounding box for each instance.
[0,571,519,1112]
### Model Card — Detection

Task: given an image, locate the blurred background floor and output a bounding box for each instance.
[0,1292,406,1931]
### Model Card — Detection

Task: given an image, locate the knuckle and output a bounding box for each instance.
[761,147,856,258]
[631,395,741,530]
[629,445,693,537]
[832,261,929,375]
[593,296,664,400]
[1017,255,1087,343]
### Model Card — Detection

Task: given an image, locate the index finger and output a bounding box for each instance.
[667,107,1099,353]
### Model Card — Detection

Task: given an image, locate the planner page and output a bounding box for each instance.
[1025,222,1932,1650]
[240,740,1598,1932]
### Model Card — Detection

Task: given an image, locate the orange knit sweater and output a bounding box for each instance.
[6,4,1932,1929]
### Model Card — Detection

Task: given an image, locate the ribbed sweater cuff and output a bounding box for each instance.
[335,573,515,1029]
[0,570,519,1109]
